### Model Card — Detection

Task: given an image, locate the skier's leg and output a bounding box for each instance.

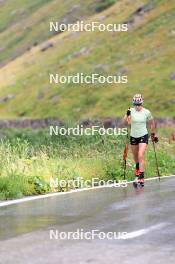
[138,143,147,172]
[131,144,140,182]
[131,145,139,163]
[131,144,139,175]
[138,143,147,186]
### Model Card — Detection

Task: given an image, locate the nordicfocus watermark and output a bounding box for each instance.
[50,177,128,189]
[50,126,127,136]
[50,229,127,240]
[50,21,128,32]
[49,73,128,84]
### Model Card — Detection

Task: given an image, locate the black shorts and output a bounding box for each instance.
[130,134,149,145]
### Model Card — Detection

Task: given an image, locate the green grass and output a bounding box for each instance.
[0,128,174,200]
[0,0,174,120]
[95,0,116,12]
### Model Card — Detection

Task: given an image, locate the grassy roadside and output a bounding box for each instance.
[0,127,174,200]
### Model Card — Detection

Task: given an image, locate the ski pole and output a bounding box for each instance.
[152,140,160,181]
[123,128,129,180]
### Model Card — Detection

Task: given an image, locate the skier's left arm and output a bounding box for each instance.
[147,111,159,142]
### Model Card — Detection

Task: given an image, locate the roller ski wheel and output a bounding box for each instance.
[133,177,139,188]
[133,177,144,188]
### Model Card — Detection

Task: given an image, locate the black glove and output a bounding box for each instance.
[151,133,159,143]
[126,108,131,116]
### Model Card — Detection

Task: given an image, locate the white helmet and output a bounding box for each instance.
[133,94,143,105]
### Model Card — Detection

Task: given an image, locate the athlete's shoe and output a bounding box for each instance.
[134,169,140,176]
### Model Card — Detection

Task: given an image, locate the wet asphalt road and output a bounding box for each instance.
[0,177,175,264]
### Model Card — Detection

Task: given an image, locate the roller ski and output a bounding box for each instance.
[133,171,144,188]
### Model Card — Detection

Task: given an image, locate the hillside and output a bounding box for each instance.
[0,0,175,121]
[0,0,116,66]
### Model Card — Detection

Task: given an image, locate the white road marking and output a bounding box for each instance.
[123,223,168,239]
[0,175,174,208]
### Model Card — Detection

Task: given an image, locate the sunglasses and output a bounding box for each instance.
[133,103,142,106]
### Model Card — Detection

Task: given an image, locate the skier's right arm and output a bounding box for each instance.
[123,108,131,124]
